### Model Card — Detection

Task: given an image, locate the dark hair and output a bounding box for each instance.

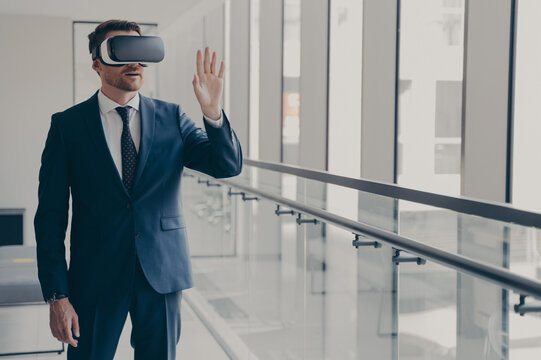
[88,19,142,54]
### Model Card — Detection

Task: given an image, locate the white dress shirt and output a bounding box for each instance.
[97,90,223,179]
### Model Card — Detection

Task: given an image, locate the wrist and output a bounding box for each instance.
[46,292,68,305]
[202,106,221,120]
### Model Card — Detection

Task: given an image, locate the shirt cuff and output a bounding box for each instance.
[203,109,224,128]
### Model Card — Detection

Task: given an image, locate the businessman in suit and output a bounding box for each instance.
[34,19,242,359]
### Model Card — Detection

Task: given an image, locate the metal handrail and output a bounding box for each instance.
[244,158,541,229]
[185,169,541,300]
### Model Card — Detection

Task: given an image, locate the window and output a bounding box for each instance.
[281,0,302,165]
[435,81,462,138]
[397,0,465,195]
[327,0,363,178]
[435,144,461,174]
[512,0,541,212]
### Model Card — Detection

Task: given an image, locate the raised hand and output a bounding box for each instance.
[192,46,224,120]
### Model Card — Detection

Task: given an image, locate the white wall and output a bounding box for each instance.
[159,0,225,129]
[0,14,73,245]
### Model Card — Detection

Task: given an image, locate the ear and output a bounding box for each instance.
[92,59,101,75]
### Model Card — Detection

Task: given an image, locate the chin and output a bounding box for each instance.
[108,78,143,93]
[119,83,143,92]
[126,85,142,92]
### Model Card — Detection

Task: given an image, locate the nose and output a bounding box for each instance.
[124,64,142,71]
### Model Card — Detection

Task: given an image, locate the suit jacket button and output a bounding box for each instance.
[135,232,140,238]
[127,203,132,209]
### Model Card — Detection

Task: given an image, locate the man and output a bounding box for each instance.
[34,20,242,359]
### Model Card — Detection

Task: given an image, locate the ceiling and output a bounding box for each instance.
[0,0,204,28]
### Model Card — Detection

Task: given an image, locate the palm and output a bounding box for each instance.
[193,47,224,110]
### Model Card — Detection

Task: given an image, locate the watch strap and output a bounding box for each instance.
[46,292,68,305]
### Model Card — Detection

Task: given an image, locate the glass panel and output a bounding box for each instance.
[508,292,541,358]
[357,194,397,359]
[401,264,540,360]
[225,163,541,286]
[397,0,465,196]
[398,261,457,359]
[399,202,458,254]
[182,173,234,257]
[508,225,541,286]
[184,174,384,359]
[282,0,302,165]
[182,170,541,360]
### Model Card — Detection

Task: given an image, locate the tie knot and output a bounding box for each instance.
[115,106,131,124]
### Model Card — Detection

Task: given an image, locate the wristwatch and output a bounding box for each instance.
[46,292,68,305]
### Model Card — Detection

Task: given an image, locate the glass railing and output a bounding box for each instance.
[181,160,541,360]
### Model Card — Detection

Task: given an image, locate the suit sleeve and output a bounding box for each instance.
[178,106,243,178]
[34,115,70,302]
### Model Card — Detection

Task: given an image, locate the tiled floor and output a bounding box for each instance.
[0,290,230,360]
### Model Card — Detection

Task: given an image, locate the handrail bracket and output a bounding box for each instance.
[514,295,541,316]
[393,249,426,266]
[296,213,318,225]
[275,205,295,216]
[352,233,382,249]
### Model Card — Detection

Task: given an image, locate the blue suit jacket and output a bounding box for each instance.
[34,91,242,305]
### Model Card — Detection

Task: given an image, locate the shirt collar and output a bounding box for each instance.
[98,89,140,115]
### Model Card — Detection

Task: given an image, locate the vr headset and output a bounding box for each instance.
[92,35,165,67]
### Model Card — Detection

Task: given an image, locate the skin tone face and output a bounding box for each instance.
[91,30,143,105]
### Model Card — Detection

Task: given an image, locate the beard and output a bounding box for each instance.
[103,67,143,92]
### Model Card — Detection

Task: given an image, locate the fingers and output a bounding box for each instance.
[204,47,210,74]
[51,322,78,347]
[64,324,78,347]
[210,51,216,74]
[192,74,200,89]
[50,323,61,341]
[196,49,203,75]
[218,61,225,79]
[196,46,225,78]
[72,314,80,338]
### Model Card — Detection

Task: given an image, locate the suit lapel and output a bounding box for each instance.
[82,91,130,198]
[133,95,155,193]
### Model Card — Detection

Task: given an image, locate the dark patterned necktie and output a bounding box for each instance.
[115,106,138,194]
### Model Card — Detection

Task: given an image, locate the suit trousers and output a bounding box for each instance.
[67,255,182,360]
